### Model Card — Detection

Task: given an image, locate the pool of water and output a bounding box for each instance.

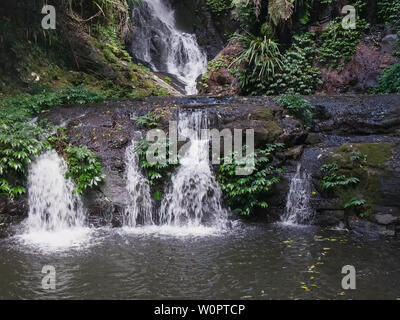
[0,222,399,299]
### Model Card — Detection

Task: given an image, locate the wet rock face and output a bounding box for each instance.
[319,42,398,94]
[169,0,231,60]
[0,95,399,235]
[198,41,243,96]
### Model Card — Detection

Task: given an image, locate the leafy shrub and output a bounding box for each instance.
[0,87,105,198]
[206,0,232,14]
[0,85,105,122]
[235,33,322,95]
[65,145,105,194]
[134,138,178,186]
[133,111,162,128]
[320,162,360,190]
[218,144,284,215]
[344,197,366,217]
[317,16,369,69]
[371,62,400,94]
[0,121,53,198]
[231,33,284,93]
[275,93,314,123]
[377,0,400,30]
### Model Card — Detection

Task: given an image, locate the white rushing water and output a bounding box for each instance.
[21,151,90,248]
[281,163,314,225]
[131,0,207,94]
[124,140,154,227]
[160,110,228,229]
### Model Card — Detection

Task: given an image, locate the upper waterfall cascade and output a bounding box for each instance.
[25,151,86,232]
[281,163,314,225]
[160,110,228,227]
[131,0,207,95]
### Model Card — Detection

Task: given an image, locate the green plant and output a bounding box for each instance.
[235,33,322,95]
[218,143,284,215]
[134,138,178,186]
[371,62,400,94]
[275,93,314,123]
[318,16,369,69]
[320,161,360,190]
[377,0,400,31]
[206,0,232,14]
[344,197,366,209]
[0,87,104,198]
[344,197,366,217]
[132,111,162,128]
[0,121,53,198]
[232,33,283,81]
[65,145,105,194]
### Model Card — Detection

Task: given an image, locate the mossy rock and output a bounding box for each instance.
[252,109,275,122]
[325,143,396,217]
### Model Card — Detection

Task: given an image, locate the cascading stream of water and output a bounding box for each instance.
[124,140,154,227]
[131,0,207,95]
[281,163,314,225]
[160,110,228,228]
[25,150,86,233]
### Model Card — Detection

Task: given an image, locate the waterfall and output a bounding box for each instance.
[131,0,207,95]
[160,110,228,228]
[25,151,85,232]
[124,140,154,227]
[281,163,314,225]
[20,150,91,248]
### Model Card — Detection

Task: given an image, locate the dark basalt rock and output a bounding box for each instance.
[1,95,399,236]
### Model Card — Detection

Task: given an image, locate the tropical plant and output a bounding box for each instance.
[320,162,360,190]
[65,145,105,194]
[275,93,314,123]
[133,111,162,128]
[0,121,53,198]
[218,144,284,215]
[231,33,284,91]
[318,15,369,69]
[371,62,400,94]
[134,138,178,186]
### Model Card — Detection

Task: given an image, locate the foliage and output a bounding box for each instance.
[231,33,283,91]
[218,144,284,215]
[65,145,105,194]
[133,111,162,128]
[317,15,369,69]
[0,87,105,198]
[268,0,294,26]
[0,121,53,198]
[235,33,322,95]
[206,0,232,14]
[320,162,360,190]
[275,93,314,123]
[344,197,366,209]
[371,62,400,94]
[344,197,366,217]
[134,138,178,186]
[377,0,400,31]
[0,86,105,123]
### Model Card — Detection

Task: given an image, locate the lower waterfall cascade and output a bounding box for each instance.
[131,0,207,95]
[124,140,154,227]
[25,150,86,233]
[159,110,228,228]
[281,163,315,225]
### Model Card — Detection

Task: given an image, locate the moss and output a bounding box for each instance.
[335,143,395,169]
[252,109,274,121]
[326,143,395,217]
